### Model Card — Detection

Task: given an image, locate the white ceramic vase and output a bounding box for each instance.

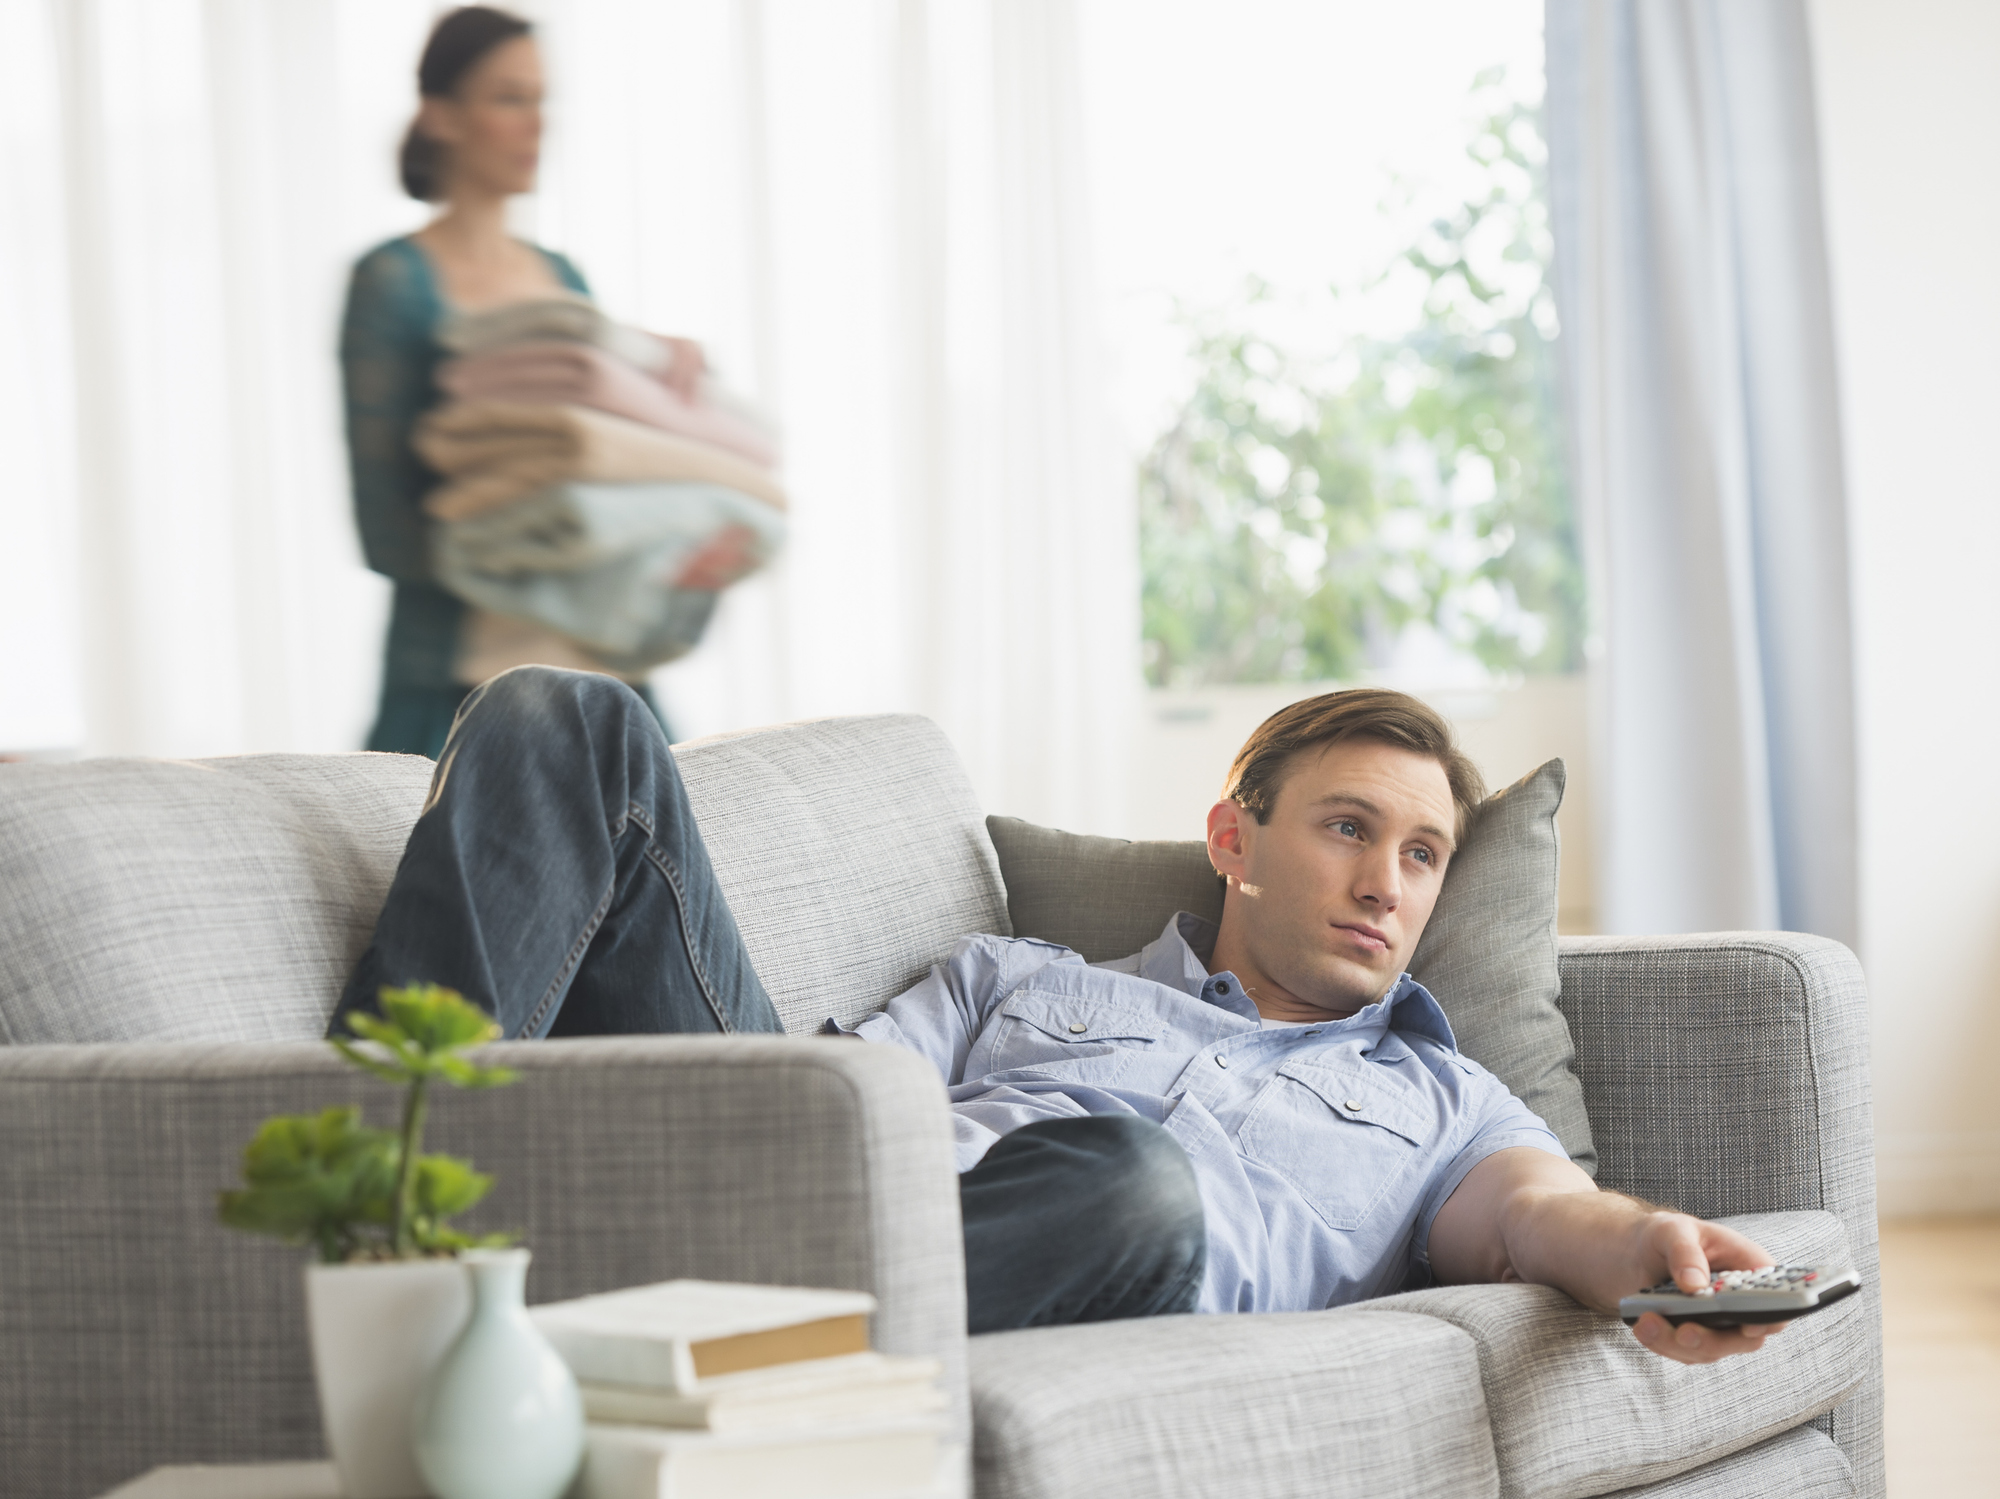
[413,1248,585,1499]
[304,1258,471,1499]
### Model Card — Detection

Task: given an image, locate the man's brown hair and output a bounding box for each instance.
[1222,689,1487,842]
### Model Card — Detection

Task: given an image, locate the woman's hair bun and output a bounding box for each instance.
[398,6,534,202]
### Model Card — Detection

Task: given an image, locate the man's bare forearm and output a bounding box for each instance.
[1429,1147,1783,1364]
[1498,1176,1679,1314]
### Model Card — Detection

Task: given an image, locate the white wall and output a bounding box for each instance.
[1810,0,2000,1215]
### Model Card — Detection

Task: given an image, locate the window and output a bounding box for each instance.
[1080,0,1580,692]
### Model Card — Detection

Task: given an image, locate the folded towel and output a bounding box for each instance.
[417,403,788,519]
[439,295,670,374]
[432,481,786,670]
[437,342,779,468]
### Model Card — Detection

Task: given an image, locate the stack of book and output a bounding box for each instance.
[530,1280,949,1499]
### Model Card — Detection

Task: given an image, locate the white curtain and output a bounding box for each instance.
[1,0,1134,834]
[1544,0,1858,945]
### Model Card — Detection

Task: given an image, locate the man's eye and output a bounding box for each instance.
[1409,846,1435,866]
[1333,819,1360,838]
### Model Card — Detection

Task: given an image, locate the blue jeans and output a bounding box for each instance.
[334,666,1205,1329]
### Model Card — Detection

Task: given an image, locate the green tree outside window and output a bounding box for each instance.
[1140,70,1584,689]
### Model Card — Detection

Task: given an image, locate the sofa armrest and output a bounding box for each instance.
[0,1036,966,1499]
[1556,931,1882,1498]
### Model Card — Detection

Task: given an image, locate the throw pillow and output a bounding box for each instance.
[983,757,1596,1172]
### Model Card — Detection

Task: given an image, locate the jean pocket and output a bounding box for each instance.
[1238,1059,1435,1230]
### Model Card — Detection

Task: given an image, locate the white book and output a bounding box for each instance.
[576,1417,946,1499]
[581,1352,946,1433]
[531,1280,878,1393]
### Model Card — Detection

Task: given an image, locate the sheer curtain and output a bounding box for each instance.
[1544,0,1858,945]
[1,0,1135,833]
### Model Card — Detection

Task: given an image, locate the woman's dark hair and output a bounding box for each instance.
[398,6,534,202]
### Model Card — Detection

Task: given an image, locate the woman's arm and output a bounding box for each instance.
[342,248,440,584]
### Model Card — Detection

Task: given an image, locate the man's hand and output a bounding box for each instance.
[1617,1210,1788,1365]
[1428,1147,1787,1365]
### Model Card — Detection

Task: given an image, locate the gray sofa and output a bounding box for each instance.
[0,714,1881,1499]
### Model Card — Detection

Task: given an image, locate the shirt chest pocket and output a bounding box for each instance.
[977,992,1169,1077]
[1238,1058,1437,1231]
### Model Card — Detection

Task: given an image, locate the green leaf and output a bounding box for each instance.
[378,985,502,1055]
[226,987,517,1263]
[218,1108,399,1259]
[328,1038,412,1085]
[411,1154,493,1219]
[432,1054,519,1089]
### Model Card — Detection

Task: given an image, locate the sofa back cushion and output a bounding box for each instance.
[985,758,1596,1172]
[673,714,1010,1032]
[0,754,435,1043]
[0,714,1009,1044]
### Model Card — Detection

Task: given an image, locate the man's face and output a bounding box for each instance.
[1207,738,1457,1017]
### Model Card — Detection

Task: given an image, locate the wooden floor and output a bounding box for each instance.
[1878,1215,2000,1496]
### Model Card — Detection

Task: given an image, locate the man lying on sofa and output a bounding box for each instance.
[333,666,1784,1365]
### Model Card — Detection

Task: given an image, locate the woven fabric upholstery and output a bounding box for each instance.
[985,759,1596,1170]
[1599,1421,1854,1497]
[677,716,1010,1033]
[0,754,433,1044]
[0,716,1006,1047]
[0,1036,966,1499]
[1375,1211,1863,1499]
[969,1309,1498,1499]
[1556,934,1881,1499]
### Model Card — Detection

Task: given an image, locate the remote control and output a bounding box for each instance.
[1619,1265,1863,1329]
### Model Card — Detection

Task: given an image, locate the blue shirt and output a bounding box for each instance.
[832,913,1566,1315]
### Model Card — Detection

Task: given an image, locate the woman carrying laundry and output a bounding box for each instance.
[341,6,700,758]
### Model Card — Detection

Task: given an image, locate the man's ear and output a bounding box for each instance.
[1207,800,1253,886]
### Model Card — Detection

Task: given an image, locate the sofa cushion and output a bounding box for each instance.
[675,714,1010,1033]
[1371,1210,1867,1499]
[0,754,433,1043]
[1599,1422,1854,1497]
[0,713,1007,1044]
[986,758,1596,1170]
[969,1308,1499,1499]
[1407,759,1592,1172]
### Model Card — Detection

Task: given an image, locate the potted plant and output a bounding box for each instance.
[220,985,524,1499]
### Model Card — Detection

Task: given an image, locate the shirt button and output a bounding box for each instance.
[1215,1054,1230,1068]
[1068,1022,1087,1034]
[1345,1098,1363,1112]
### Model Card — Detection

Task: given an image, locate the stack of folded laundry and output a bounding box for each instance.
[418,295,785,674]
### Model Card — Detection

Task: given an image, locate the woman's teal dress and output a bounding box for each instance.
[340,236,665,757]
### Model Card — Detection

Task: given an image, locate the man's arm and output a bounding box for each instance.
[1427,1147,1786,1365]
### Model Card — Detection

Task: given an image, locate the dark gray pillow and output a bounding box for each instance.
[984,758,1596,1173]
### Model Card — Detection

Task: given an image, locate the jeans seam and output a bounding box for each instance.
[524,879,614,1038]
[520,803,630,1039]
[630,801,733,1034]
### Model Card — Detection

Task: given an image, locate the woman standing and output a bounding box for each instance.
[343,6,694,757]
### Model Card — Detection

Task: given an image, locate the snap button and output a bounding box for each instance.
[1344,1098,1363,1112]
[1215,1054,1230,1068]
[1068,1022,1087,1034]
[1214,980,1230,993]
